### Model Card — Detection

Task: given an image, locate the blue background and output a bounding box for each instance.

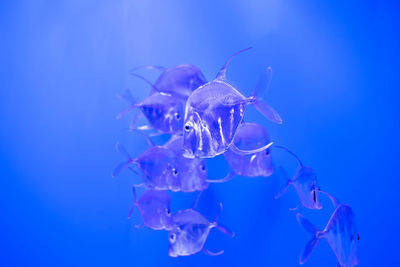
[1,1,399,266]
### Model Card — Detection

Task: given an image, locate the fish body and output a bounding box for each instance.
[224,122,273,177]
[182,48,280,159]
[131,189,173,230]
[297,203,359,267]
[152,64,207,98]
[168,209,213,257]
[164,136,209,192]
[168,205,232,257]
[274,147,322,210]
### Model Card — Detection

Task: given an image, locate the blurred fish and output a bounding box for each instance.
[224,122,274,177]
[128,187,173,230]
[112,142,181,191]
[132,64,207,98]
[297,195,360,267]
[182,47,280,158]
[274,146,322,210]
[116,88,184,135]
[168,203,234,257]
[112,136,229,192]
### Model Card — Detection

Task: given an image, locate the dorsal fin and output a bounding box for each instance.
[131,73,171,96]
[216,47,252,81]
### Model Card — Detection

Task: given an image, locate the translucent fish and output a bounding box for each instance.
[147,64,207,98]
[274,146,322,210]
[297,199,360,267]
[224,122,274,177]
[128,187,173,231]
[168,203,234,257]
[182,47,280,158]
[116,89,184,135]
[112,142,181,191]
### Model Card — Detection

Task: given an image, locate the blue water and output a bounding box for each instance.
[1,1,399,266]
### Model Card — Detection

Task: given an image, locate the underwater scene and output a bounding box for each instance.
[1,1,399,267]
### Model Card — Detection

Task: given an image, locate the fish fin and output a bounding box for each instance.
[206,171,236,183]
[216,47,252,81]
[134,223,144,229]
[274,179,292,199]
[273,145,304,167]
[336,263,342,267]
[116,90,139,120]
[296,213,321,265]
[253,99,283,124]
[202,248,224,256]
[289,203,301,211]
[299,235,321,265]
[130,130,155,147]
[127,187,137,219]
[131,73,171,96]
[230,141,273,156]
[129,124,153,132]
[129,65,166,73]
[111,161,132,178]
[252,66,272,98]
[250,67,282,124]
[192,191,203,209]
[213,203,235,237]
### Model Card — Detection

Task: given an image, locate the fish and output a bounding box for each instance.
[296,196,360,267]
[112,136,229,192]
[223,122,274,177]
[128,187,173,230]
[274,146,322,210]
[112,142,181,191]
[168,203,234,257]
[133,64,207,98]
[182,47,281,159]
[116,88,185,135]
[116,64,207,134]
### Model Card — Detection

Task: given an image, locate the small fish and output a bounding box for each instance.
[297,197,360,267]
[113,136,228,192]
[274,146,322,210]
[112,142,181,191]
[142,64,207,98]
[128,187,173,230]
[168,203,234,257]
[182,47,280,158]
[116,88,185,135]
[224,122,274,177]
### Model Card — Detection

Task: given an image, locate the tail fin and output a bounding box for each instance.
[273,145,304,167]
[127,186,137,219]
[296,213,321,265]
[213,203,235,237]
[207,171,236,184]
[251,67,282,124]
[216,47,252,81]
[274,167,293,199]
[112,143,135,178]
[318,190,340,207]
[230,141,273,156]
[116,89,139,120]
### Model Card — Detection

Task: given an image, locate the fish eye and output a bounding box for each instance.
[265,149,270,156]
[166,208,171,215]
[170,233,176,242]
[184,122,193,133]
[174,112,181,120]
[200,164,206,172]
[172,168,179,176]
[357,234,360,241]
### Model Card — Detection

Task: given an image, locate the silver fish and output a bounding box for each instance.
[274,146,322,210]
[182,47,281,158]
[224,122,274,177]
[168,203,233,257]
[297,195,360,267]
[128,187,173,230]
